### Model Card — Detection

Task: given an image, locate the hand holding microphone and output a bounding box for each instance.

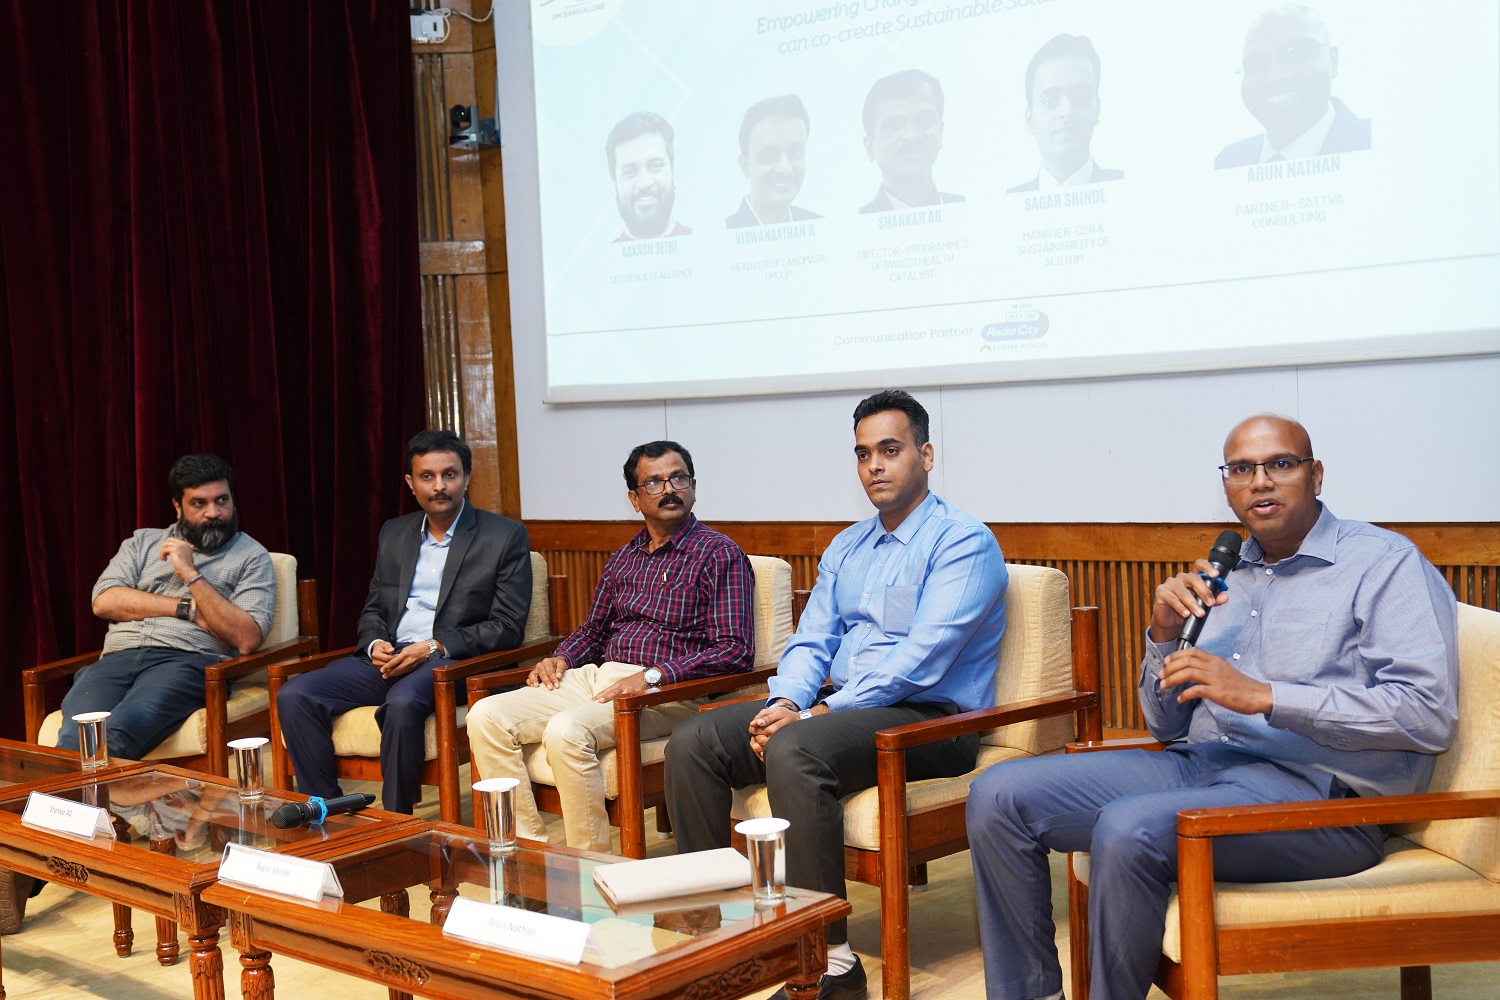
[270,793,376,829]
[1148,530,1242,646]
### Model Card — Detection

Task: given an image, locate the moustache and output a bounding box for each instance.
[658,495,683,508]
[431,492,450,501]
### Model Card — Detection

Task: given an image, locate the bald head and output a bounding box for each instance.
[1239,4,1339,148]
[1246,4,1330,47]
[1223,413,1313,460]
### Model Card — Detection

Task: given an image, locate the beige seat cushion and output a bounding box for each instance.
[301,552,554,762]
[1074,836,1500,963]
[1395,602,1500,881]
[41,553,300,758]
[524,735,671,800]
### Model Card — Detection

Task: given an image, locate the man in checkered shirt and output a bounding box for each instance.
[467,440,755,853]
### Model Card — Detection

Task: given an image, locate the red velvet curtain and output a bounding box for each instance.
[0,1,424,737]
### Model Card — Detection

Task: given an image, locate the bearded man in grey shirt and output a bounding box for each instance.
[55,453,276,761]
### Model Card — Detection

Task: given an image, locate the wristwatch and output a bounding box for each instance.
[175,596,193,621]
[426,638,440,658]
[643,667,663,687]
[798,708,814,721]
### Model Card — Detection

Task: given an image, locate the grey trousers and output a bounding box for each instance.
[664,692,978,944]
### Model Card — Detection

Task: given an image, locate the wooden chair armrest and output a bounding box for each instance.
[267,646,359,682]
[22,651,102,685]
[614,665,779,712]
[1177,789,1500,838]
[699,693,767,712]
[466,664,541,704]
[433,638,563,684]
[1066,737,1172,754]
[873,691,1099,752]
[205,636,320,683]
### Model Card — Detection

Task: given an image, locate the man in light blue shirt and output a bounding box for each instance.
[666,390,1007,1000]
[967,414,1458,1000]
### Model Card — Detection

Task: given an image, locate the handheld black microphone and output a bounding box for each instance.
[1176,529,1243,651]
[270,793,376,829]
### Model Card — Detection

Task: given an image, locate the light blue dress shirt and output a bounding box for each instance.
[1139,504,1459,798]
[768,491,1008,714]
[393,501,461,645]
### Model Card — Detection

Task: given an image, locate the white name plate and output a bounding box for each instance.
[21,791,114,839]
[218,843,343,902]
[442,896,592,965]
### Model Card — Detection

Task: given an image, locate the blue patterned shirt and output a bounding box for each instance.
[1140,504,1459,798]
[769,492,1007,714]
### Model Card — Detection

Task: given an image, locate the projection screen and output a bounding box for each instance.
[529,0,1500,403]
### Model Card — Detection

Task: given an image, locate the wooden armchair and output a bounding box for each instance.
[22,552,317,966]
[730,563,1103,1000]
[266,552,567,823]
[24,552,319,776]
[1067,601,1500,1000]
[465,554,799,859]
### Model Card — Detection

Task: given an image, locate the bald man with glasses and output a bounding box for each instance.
[1216,4,1371,168]
[466,440,755,853]
[966,414,1456,1000]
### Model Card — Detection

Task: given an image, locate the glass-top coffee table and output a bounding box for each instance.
[203,821,851,1000]
[0,763,418,1000]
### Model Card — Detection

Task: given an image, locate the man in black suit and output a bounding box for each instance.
[1215,4,1370,168]
[859,70,964,213]
[1007,34,1124,193]
[276,429,531,813]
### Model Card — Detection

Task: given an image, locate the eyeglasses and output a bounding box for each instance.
[1239,38,1329,77]
[635,474,693,495]
[1219,457,1315,484]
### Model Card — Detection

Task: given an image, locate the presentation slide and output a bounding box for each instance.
[531,0,1500,403]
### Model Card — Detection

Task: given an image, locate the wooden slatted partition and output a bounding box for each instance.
[524,520,1500,732]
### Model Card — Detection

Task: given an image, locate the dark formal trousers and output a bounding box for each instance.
[965,743,1386,1000]
[57,647,219,760]
[664,693,977,944]
[275,650,454,814]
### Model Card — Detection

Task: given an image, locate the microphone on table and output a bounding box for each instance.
[1176,529,1243,651]
[270,793,376,829]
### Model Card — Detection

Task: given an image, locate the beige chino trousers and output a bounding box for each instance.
[466,661,703,853]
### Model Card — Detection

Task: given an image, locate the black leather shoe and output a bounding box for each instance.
[0,868,37,935]
[768,955,868,1000]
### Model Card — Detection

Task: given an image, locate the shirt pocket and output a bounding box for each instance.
[883,585,919,636]
[1260,606,1331,680]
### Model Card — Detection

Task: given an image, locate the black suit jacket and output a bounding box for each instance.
[1214,98,1371,168]
[724,198,822,229]
[355,504,531,660]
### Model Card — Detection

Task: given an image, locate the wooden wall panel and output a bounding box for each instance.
[524,520,1500,732]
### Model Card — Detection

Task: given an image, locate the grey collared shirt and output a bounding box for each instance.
[92,525,277,660]
[1139,504,1459,798]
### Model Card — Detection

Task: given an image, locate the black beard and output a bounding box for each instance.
[180,511,240,553]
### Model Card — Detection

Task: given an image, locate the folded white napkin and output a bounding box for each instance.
[592,848,751,907]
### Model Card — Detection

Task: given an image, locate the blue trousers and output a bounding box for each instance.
[966,743,1385,1000]
[56,647,219,761]
[275,652,453,814]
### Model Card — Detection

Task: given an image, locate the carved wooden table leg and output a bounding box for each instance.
[156,914,181,966]
[239,946,275,1000]
[784,930,828,1000]
[112,902,134,957]
[151,831,181,965]
[380,891,414,1000]
[1,915,7,1000]
[429,885,457,927]
[187,927,226,1000]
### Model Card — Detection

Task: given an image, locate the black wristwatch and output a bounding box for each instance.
[175,596,193,621]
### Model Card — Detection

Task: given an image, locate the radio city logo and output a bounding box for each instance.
[982,311,1049,341]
